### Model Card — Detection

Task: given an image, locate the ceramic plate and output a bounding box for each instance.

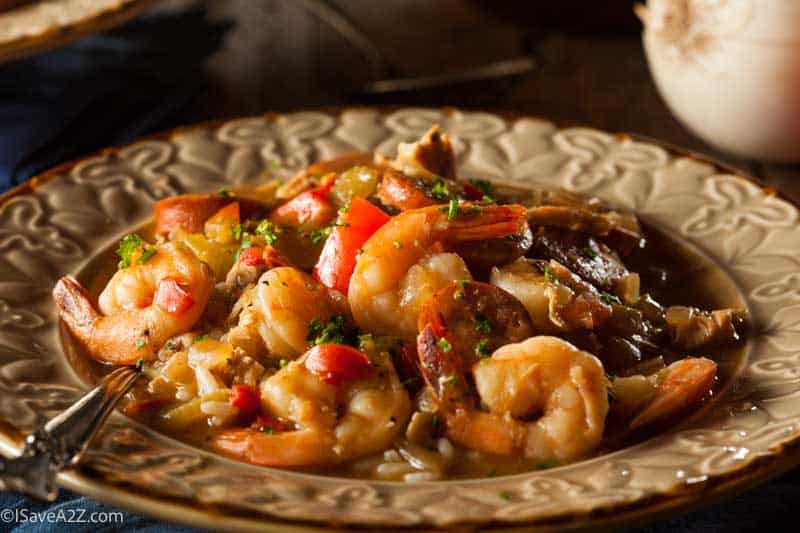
[2,108,800,531]
[0,0,159,63]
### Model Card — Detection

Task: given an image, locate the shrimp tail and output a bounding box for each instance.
[53,276,100,342]
[442,204,529,243]
[630,357,717,429]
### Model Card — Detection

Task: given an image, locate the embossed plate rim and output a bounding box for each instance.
[1,107,799,530]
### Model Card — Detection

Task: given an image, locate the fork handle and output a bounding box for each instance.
[0,367,139,501]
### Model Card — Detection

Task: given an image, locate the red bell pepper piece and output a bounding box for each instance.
[239,245,266,267]
[313,197,390,293]
[153,277,195,314]
[304,344,375,385]
[230,384,261,419]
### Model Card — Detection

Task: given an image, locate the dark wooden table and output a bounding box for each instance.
[157,1,800,531]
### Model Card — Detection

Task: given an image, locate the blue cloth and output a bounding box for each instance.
[0,7,230,190]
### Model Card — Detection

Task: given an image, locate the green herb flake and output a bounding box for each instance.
[430,177,450,201]
[309,226,331,245]
[607,388,617,404]
[581,246,598,259]
[443,374,459,385]
[279,359,288,368]
[457,279,470,289]
[400,376,419,390]
[393,240,403,249]
[193,334,209,344]
[535,460,559,470]
[117,234,156,270]
[475,338,491,357]
[543,264,559,284]
[270,160,281,170]
[499,490,511,501]
[446,198,459,220]
[254,220,280,245]
[453,290,465,300]
[600,292,622,305]
[231,223,243,241]
[602,276,612,289]
[135,357,145,371]
[605,372,616,383]
[437,337,452,353]
[475,314,491,334]
[135,340,146,350]
[306,314,357,346]
[165,342,178,351]
[217,188,230,197]
[262,427,275,434]
[470,178,494,198]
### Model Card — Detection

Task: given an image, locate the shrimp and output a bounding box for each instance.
[420,332,609,462]
[53,241,214,365]
[212,344,411,466]
[225,266,339,361]
[610,357,717,429]
[348,203,531,338]
[490,258,612,333]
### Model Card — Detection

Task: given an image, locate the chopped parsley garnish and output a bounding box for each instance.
[232,223,243,241]
[307,314,357,346]
[431,178,451,201]
[475,338,491,357]
[279,359,288,368]
[535,460,559,470]
[581,246,598,259]
[400,376,419,390]
[135,340,146,350]
[600,292,622,305]
[217,188,230,197]
[254,220,280,245]
[270,160,281,170]
[309,226,331,244]
[262,427,274,434]
[543,264,559,284]
[443,374,459,385]
[358,333,373,343]
[117,234,156,270]
[234,233,253,261]
[499,490,511,501]
[193,334,209,344]
[446,198,459,220]
[393,240,403,249]
[135,357,145,371]
[608,390,617,404]
[470,178,494,199]
[606,372,616,382]
[602,276,612,289]
[165,342,178,351]
[437,337,452,353]
[475,314,492,334]
[458,279,470,289]
[338,202,350,214]
[453,290,464,300]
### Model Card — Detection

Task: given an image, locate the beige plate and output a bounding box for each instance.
[2,108,800,531]
[0,0,160,64]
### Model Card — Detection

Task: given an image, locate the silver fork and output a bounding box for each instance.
[0,366,140,501]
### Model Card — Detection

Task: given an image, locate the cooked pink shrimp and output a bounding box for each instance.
[610,357,717,429]
[419,332,609,462]
[348,203,531,338]
[213,344,411,466]
[53,241,214,365]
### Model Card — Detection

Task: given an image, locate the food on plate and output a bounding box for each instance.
[53,127,746,480]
